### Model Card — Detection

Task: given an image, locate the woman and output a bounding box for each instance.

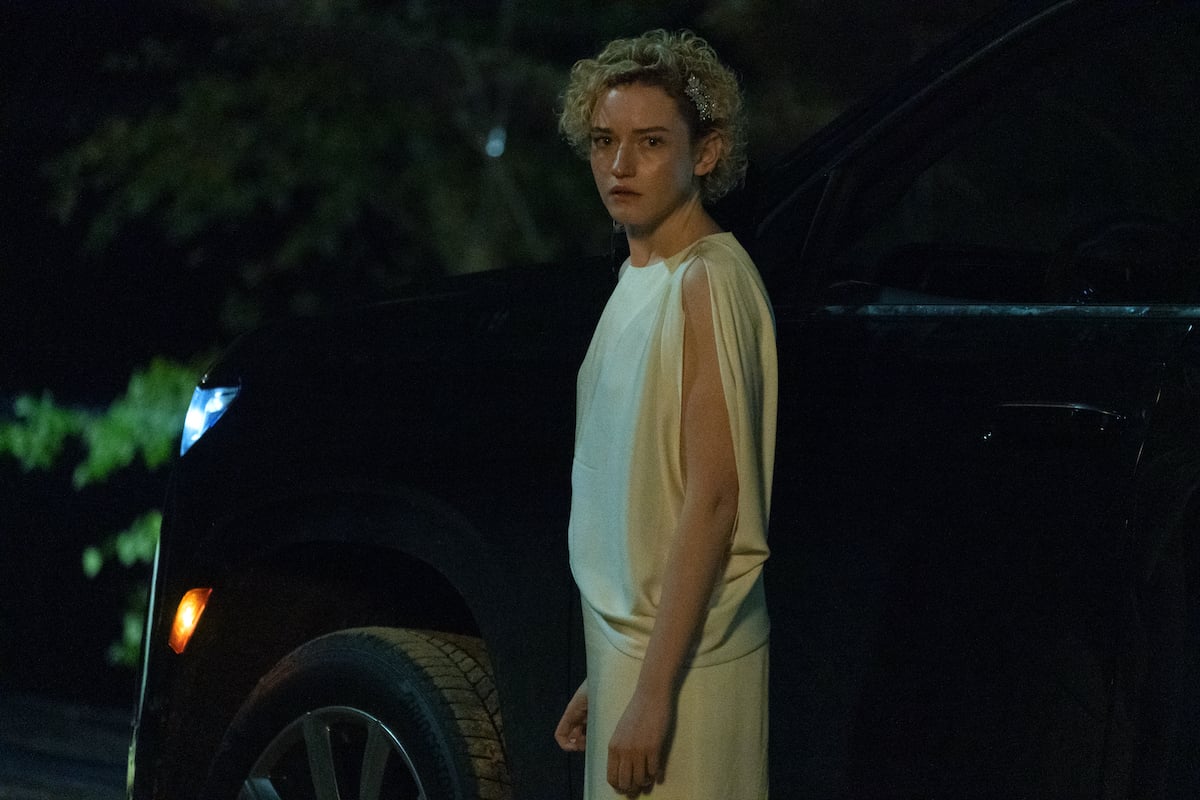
[553,30,778,799]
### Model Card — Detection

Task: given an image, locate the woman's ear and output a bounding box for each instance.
[692,131,722,178]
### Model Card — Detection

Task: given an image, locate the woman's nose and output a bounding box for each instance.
[611,145,634,177]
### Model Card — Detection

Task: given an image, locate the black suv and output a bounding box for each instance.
[129,2,1200,798]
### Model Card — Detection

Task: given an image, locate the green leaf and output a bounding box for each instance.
[2,359,199,486]
[84,510,162,577]
[0,392,86,471]
[73,358,198,488]
[82,547,105,579]
[114,511,162,568]
[107,608,147,667]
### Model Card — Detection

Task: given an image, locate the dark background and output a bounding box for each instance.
[2,1,217,712]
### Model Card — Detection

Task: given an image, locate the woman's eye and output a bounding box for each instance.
[591,136,612,148]
[645,137,661,147]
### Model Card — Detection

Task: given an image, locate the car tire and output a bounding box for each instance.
[200,626,511,800]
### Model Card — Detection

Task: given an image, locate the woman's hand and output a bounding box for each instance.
[554,680,589,752]
[607,686,675,795]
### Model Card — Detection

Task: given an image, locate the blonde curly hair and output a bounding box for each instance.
[559,29,748,204]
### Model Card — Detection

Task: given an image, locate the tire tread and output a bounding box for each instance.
[203,626,511,800]
[364,627,512,799]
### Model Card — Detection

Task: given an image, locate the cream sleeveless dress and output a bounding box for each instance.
[569,233,777,799]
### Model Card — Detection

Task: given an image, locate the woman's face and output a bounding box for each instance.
[588,82,713,235]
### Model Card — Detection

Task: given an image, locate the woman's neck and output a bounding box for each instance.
[625,203,722,267]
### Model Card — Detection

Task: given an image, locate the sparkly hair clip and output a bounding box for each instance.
[685,74,714,122]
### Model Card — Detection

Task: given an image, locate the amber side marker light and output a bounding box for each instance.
[168,587,213,654]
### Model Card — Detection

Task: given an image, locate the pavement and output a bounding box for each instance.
[0,693,127,799]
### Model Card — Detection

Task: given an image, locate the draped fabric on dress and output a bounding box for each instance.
[569,232,777,799]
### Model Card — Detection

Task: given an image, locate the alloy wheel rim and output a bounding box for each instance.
[239,705,427,800]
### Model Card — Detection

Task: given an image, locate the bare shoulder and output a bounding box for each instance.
[681,256,714,317]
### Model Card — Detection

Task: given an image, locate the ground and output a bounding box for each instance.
[0,693,125,799]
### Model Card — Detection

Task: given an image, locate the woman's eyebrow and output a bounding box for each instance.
[589,126,672,134]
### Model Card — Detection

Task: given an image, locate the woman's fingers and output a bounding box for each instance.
[608,745,636,794]
[554,721,586,751]
[554,682,589,752]
[608,746,658,795]
[645,749,661,786]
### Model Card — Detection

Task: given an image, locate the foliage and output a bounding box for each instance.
[47,0,611,336]
[84,516,160,667]
[45,1,1006,334]
[82,510,163,580]
[0,394,85,473]
[111,585,153,668]
[0,359,198,666]
[1,359,197,488]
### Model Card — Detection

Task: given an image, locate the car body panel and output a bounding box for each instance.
[769,300,1194,795]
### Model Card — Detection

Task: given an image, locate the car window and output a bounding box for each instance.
[827,3,1200,304]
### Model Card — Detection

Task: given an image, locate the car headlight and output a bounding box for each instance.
[180,385,240,456]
